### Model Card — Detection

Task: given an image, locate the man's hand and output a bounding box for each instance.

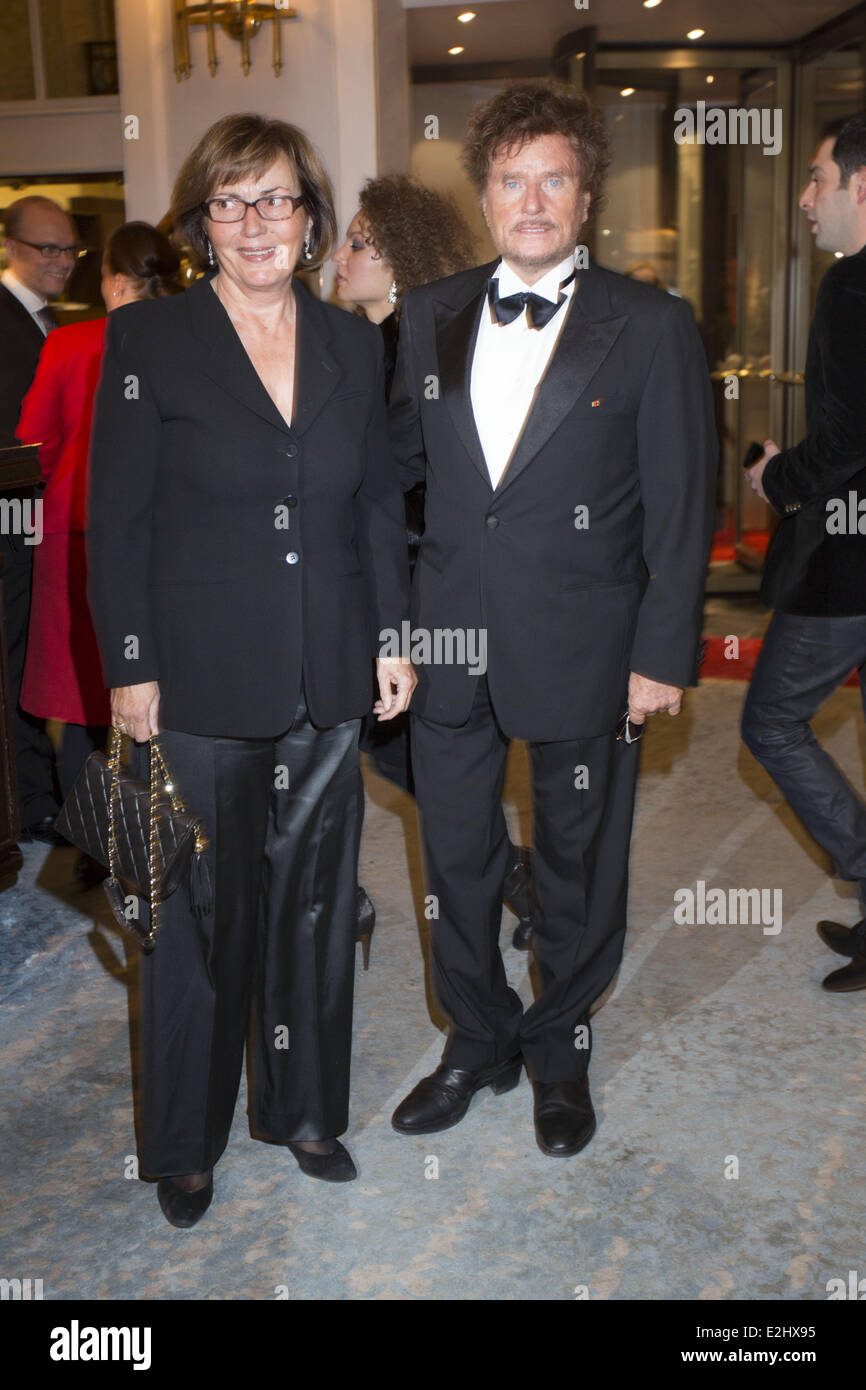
[628,671,683,725]
[111,682,160,743]
[744,438,781,503]
[373,657,417,721]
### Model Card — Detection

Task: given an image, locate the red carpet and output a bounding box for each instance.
[700,636,859,687]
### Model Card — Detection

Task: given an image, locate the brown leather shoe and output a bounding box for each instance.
[822,956,866,992]
[816,919,865,958]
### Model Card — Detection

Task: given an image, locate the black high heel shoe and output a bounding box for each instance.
[287,1139,357,1183]
[156,1170,213,1228]
[356,885,376,970]
[503,843,540,951]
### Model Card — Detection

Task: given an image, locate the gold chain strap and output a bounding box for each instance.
[107,729,201,948]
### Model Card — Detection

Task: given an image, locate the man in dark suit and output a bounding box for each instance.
[387,82,717,1155]
[1,196,79,840]
[743,113,866,994]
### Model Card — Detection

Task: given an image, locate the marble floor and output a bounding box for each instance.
[1,616,865,1300]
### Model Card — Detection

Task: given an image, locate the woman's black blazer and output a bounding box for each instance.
[86,272,409,737]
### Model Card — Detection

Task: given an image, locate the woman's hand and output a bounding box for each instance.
[373,658,417,721]
[111,682,161,743]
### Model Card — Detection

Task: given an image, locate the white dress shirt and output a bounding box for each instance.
[470,248,579,488]
[1,268,51,335]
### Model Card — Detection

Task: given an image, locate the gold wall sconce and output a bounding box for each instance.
[173,2,299,80]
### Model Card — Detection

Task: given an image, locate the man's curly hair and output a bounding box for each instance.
[357,175,476,313]
[461,80,611,224]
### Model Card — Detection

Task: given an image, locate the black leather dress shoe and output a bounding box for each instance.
[392,1055,523,1135]
[822,956,866,992]
[532,1078,596,1156]
[817,919,865,958]
[157,1171,213,1228]
[287,1139,357,1182]
[20,816,64,846]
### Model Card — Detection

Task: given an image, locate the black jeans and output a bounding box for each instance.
[127,690,361,1178]
[741,611,866,953]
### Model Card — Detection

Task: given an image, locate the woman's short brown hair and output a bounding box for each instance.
[170,112,338,271]
[461,81,611,223]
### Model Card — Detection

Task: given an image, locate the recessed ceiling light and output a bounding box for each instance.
[643,0,662,8]
[706,74,715,84]
[576,51,586,60]
[448,46,464,55]
[457,10,475,21]
[601,228,611,236]
[687,28,705,40]
[621,88,635,97]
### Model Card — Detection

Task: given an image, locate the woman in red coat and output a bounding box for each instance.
[17,223,181,836]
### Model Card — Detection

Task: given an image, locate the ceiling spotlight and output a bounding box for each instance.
[706,74,715,84]
[448,46,464,55]
[643,0,662,7]
[687,28,705,40]
[457,10,475,21]
[620,87,635,97]
[576,51,586,59]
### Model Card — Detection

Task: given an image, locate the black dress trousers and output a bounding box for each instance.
[127,688,361,1178]
[410,677,641,1083]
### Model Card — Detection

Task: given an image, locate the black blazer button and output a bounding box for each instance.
[284,443,299,458]
[283,494,298,508]
[486,515,499,529]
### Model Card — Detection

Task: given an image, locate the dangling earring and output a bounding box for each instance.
[387,281,397,305]
[303,233,313,260]
[206,237,215,268]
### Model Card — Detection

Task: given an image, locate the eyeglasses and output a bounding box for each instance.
[9,238,87,260]
[201,194,306,223]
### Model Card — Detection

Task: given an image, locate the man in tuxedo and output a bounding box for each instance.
[743,113,866,994]
[1,196,79,839]
[387,82,717,1155]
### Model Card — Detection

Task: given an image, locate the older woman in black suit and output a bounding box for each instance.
[87,113,414,1228]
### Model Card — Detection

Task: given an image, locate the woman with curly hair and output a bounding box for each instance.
[333,174,476,396]
[333,175,541,958]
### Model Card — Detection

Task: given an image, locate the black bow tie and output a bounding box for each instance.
[488,268,576,329]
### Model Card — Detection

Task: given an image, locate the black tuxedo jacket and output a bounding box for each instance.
[87,272,409,737]
[388,258,718,741]
[760,244,866,615]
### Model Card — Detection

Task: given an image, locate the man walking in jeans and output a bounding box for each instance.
[743,113,866,992]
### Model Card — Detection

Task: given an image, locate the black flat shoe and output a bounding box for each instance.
[157,1171,213,1228]
[287,1139,357,1182]
[392,1054,523,1135]
[356,886,376,971]
[20,815,64,847]
[817,919,865,958]
[532,1078,596,1156]
[822,955,866,992]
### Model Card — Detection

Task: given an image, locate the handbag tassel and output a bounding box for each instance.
[187,831,213,917]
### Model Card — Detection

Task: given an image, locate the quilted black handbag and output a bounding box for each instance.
[56,728,212,952]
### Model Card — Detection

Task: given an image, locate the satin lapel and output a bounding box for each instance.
[434,262,496,489]
[185,273,341,436]
[494,265,629,495]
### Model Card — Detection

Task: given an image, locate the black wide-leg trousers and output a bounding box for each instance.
[410,677,641,1083]
[127,691,362,1178]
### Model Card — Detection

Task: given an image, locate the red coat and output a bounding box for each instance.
[17,317,111,725]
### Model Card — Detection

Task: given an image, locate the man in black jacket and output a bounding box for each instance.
[387,83,717,1155]
[0,196,78,840]
[743,113,866,993]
